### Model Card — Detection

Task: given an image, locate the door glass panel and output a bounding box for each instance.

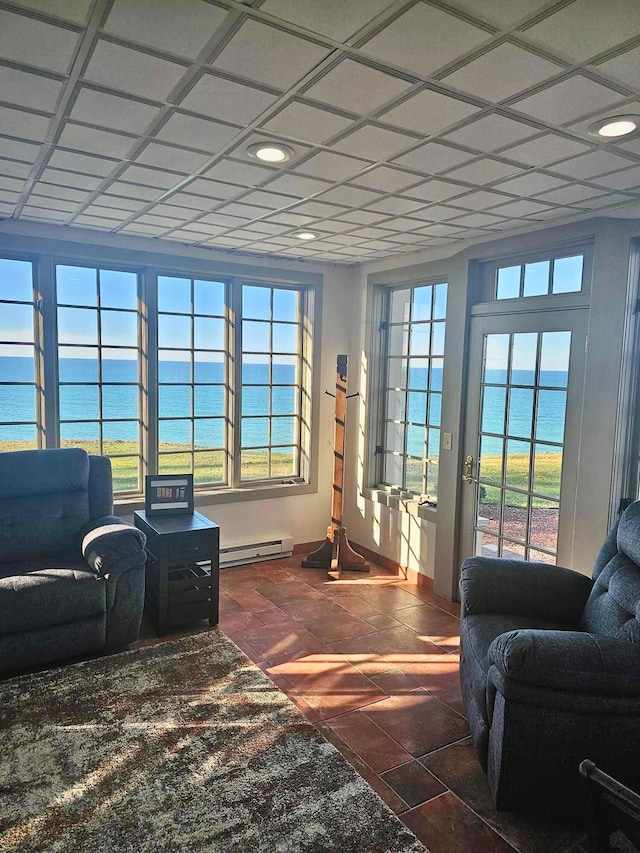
[472,326,572,564]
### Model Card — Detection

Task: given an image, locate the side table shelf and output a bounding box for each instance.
[134,509,220,636]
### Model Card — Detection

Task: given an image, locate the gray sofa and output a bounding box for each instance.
[0,448,147,676]
[459,501,640,816]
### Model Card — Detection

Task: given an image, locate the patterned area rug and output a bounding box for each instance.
[0,631,425,853]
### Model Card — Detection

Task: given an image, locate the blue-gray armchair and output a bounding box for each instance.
[459,501,640,816]
[0,448,146,676]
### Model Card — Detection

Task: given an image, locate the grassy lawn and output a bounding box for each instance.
[0,440,291,493]
[480,452,562,508]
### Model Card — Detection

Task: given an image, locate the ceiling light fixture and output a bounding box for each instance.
[247,141,294,163]
[295,231,317,240]
[587,115,640,139]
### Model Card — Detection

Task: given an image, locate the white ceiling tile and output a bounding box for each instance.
[69,88,161,135]
[0,189,20,204]
[40,167,102,189]
[84,40,188,101]
[348,166,421,193]
[260,173,332,197]
[302,59,413,115]
[402,178,470,202]
[535,184,604,205]
[0,201,16,215]
[393,141,474,174]
[488,199,554,217]
[72,215,116,229]
[0,66,62,113]
[0,175,25,193]
[150,203,198,220]
[199,212,249,227]
[22,205,69,221]
[512,75,626,125]
[204,159,277,186]
[0,159,31,179]
[443,157,522,184]
[104,0,228,58]
[365,196,425,215]
[0,106,51,141]
[568,102,640,139]
[378,88,480,136]
[239,190,298,209]
[91,194,147,212]
[183,177,245,199]
[117,164,183,188]
[262,102,355,145]
[162,192,215,210]
[32,182,91,202]
[120,223,167,235]
[9,0,91,23]
[81,204,128,220]
[442,114,539,152]
[48,150,119,177]
[211,20,330,90]
[296,151,369,181]
[442,43,562,102]
[241,221,289,235]
[500,133,592,166]
[334,209,388,224]
[216,202,266,219]
[493,172,568,195]
[412,222,462,237]
[446,0,554,28]
[156,113,239,153]
[0,138,41,162]
[106,181,164,200]
[135,142,210,172]
[310,219,354,233]
[268,212,316,226]
[595,46,640,93]
[362,2,490,76]
[450,189,514,210]
[134,213,183,227]
[522,0,640,62]
[591,165,640,190]
[580,192,633,209]
[290,200,349,218]
[447,211,506,228]
[409,204,465,221]
[332,124,418,160]
[0,11,79,73]
[180,73,279,126]
[316,185,382,207]
[57,122,136,158]
[551,150,636,179]
[259,0,395,41]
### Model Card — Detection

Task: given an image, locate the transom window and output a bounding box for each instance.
[496,254,584,300]
[380,281,447,501]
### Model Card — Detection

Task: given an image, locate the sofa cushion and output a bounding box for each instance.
[0,555,105,635]
[0,449,91,560]
[580,552,640,641]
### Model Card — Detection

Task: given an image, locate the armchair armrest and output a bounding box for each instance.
[460,557,593,623]
[79,515,147,578]
[489,629,640,697]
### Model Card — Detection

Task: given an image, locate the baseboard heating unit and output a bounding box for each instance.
[219,536,294,568]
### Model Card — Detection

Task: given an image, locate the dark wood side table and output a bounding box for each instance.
[134,509,220,636]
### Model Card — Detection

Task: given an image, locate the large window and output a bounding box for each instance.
[56,264,142,492]
[496,254,584,300]
[0,252,315,497]
[378,281,447,501]
[0,258,39,451]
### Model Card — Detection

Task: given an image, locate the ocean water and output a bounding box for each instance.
[0,358,568,454]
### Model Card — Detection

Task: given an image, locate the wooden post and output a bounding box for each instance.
[302,354,369,580]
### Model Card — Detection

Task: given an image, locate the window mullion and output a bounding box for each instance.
[231,278,242,488]
[39,256,59,449]
[145,268,158,478]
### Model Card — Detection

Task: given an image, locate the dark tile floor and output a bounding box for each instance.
[140,556,597,853]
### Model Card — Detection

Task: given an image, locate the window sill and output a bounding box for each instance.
[115,480,317,515]
[362,486,438,520]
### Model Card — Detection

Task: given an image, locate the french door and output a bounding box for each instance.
[460,308,588,568]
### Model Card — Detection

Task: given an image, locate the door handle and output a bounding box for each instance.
[462,454,475,485]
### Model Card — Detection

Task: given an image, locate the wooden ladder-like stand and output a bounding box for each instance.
[302,354,369,581]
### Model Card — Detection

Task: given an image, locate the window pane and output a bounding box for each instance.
[0,384,34,421]
[103,385,138,420]
[409,324,429,356]
[242,385,269,415]
[158,275,190,313]
[540,331,570,386]
[102,349,137,382]
[242,417,269,447]
[552,255,583,294]
[158,314,190,348]
[386,389,406,420]
[159,384,191,418]
[194,418,224,448]
[0,343,35,380]
[243,285,271,319]
[58,348,98,382]
[405,457,423,492]
[100,269,137,309]
[273,288,297,322]
[59,384,99,420]
[523,261,550,297]
[530,500,559,552]
[195,384,224,417]
[508,388,534,439]
[101,310,137,347]
[427,427,440,458]
[158,452,191,474]
[0,258,32,302]
[195,352,222,383]
[271,447,296,478]
[496,265,520,300]
[243,320,270,352]
[407,391,427,424]
[3,303,35,342]
[388,357,407,387]
[429,393,442,428]
[505,439,530,490]
[59,421,99,452]
[386,421,405,453]
[194,280,224,316]
[511,332,537,380]
[482,386,506,434]
[484,334,509,383]
[390,324,409,355]
[272,385,296,414]
[273,416,296,445]
[391,288,411,324]
[160,351,190,383]
[536,390,566,443]
[159,419,191,448]
[533,444,562,498]
[0,422,36,450]
[58,307,98,345]
[406,424,424,456]
[479,435,503,483]
[408,358,428,390]
[433,283,447,320]
[241,449,269,480]
[194,450,224,483]
[384,452,403,486]
[56,265,97,306]
[431,322,445,357]
[110,456,139,492]
[431,358,443,391]
[273,323,297,353]
[412,286,431,322]
[194,317,224,350]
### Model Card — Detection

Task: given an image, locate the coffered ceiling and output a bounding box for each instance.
[1,0,640,264]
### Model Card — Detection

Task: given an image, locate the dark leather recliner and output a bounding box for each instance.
[0,448,147,676]
[459,501,640,816]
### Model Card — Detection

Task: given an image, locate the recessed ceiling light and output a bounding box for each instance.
[247,141,294,163]
[295,231,317,240]
[587,115,640,139]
